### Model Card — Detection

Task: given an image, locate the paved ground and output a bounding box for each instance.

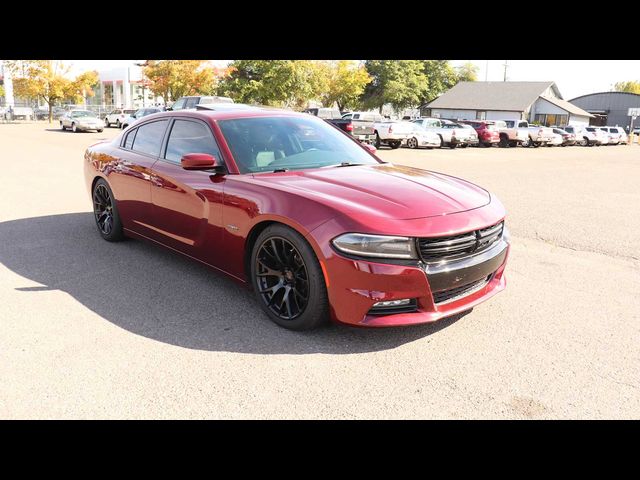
[1,122,638,419]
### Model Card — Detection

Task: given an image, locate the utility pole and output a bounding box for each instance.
[485,60,489,81]
[134,61,149,108]
[503,61,509,81]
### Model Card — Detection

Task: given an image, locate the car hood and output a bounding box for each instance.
[251,163,491,220]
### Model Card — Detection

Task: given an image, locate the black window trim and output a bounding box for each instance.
[117,118,171,160]
[156,116,225,168]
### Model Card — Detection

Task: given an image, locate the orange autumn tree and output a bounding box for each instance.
[144,60,219,106]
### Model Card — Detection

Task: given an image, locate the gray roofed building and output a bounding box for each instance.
[421,81,593,127]
[569,91,640,131]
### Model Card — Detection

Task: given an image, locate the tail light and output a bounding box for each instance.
[346,123,354,132]
[388,125,393,134]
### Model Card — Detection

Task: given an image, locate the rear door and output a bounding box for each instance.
[111,119,169,237]
[150,117,226,265]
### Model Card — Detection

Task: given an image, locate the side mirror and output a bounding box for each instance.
[166,106,173,111]
[181,153,222,171]
[363,143,377,154]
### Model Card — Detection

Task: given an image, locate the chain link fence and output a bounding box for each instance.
[0,102,125,123]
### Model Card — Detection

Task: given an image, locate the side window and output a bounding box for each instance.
[518,121,528,128]
[185,97,199,109]
[164,119,221,164]
[353,114,360,119]
[131,120,169,157]
[172,98,186,110]
[123,128,137,149]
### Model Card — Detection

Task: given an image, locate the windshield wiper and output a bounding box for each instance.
[272,168,289,173]
[336,162,364,167]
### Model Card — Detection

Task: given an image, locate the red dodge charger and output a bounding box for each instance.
[84,104,509,330]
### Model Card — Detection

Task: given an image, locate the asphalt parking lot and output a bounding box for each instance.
[1,123,638,419]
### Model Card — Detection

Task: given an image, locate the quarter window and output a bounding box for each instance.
[131,120,169,157]
[123,128,137,149]
[164,119,220,164]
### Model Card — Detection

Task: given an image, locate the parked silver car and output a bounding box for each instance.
[59,110,104,132]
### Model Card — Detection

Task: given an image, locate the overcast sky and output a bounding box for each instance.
[62,60,640,101]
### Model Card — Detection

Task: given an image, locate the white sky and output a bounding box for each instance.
[62,60,640,101]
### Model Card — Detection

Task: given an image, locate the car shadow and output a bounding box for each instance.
[0,213,471,354]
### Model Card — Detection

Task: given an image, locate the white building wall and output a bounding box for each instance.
[485,110,522,121]
[532,97,566,115]
[568,115,590,126]
[431,109,477,120]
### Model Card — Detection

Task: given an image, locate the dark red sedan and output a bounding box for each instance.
[84,105,510,330]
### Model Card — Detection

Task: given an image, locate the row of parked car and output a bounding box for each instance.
[309,109,632,150]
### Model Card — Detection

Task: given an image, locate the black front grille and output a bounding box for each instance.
[432,275,492,305]
[418,221,503,263]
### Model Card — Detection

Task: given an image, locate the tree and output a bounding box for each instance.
[420,60,459,105]
[321,60,371,112]
[0,84,5,98]
[64,70,99,104]
[614,80,640,94]
[456,62,479,82]
[217,60,328,108]
[144,60,218,105]
[361,60,429,113]
[6,60,71,122]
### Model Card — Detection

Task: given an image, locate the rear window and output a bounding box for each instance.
[610,128,619,133]
[504,120,515,128]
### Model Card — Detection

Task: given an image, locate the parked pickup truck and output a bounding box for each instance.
[304,108,376,144]
[373,120,415,149]
[411,117,474,148]
[496,119,530,147]
[516,121,555,147]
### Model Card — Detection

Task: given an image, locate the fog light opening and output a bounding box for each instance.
[373,298,412,307]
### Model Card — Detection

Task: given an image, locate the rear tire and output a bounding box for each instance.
[72,123,77,133]
[499,134,509,148]
[250,224,329,331]
[407,137,418,149]
[116,120,121,128]
[60,122,66,131]
[390,141,401,149]
[104,118,110,127]
[374,133,381,149]
[92,178,125,242]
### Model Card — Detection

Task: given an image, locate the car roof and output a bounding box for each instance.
[138,104,308,122]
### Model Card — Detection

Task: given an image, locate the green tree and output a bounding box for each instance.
[361,60,429,113]
[420,60,459,105]
[218,60,328,109]
[456,62,479,82]
[144,60,217,105]
[0,84,5,98]
[6,60,71,122]
[614,80,640,94]
[321,60,371,112]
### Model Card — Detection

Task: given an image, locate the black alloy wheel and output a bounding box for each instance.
[92,179,124,241]
[251,225,328,330]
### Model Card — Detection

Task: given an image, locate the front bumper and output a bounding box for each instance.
[312,222,509,327]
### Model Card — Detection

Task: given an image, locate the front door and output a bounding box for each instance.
[150,118,226,267]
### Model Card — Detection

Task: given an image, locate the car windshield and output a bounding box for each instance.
[218,115,380,174]
[71,111,94,118]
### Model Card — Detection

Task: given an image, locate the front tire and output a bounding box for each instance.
[390,140,401,149]
[374,133,381,149]
[60,122,66,131]
[407,137,418,149]
[251,225,329,330]
[104,118,110,127]
[92,179,124,242]
[72,123,77,133]
[116,120,121,128]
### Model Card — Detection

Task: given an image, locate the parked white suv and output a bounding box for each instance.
[598,126,626,145]
[104,108,136,128]
[564,126,599,146]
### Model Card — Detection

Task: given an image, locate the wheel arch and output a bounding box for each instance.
[243,216,328,287]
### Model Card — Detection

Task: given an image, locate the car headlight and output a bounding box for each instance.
[332,233,418,259]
